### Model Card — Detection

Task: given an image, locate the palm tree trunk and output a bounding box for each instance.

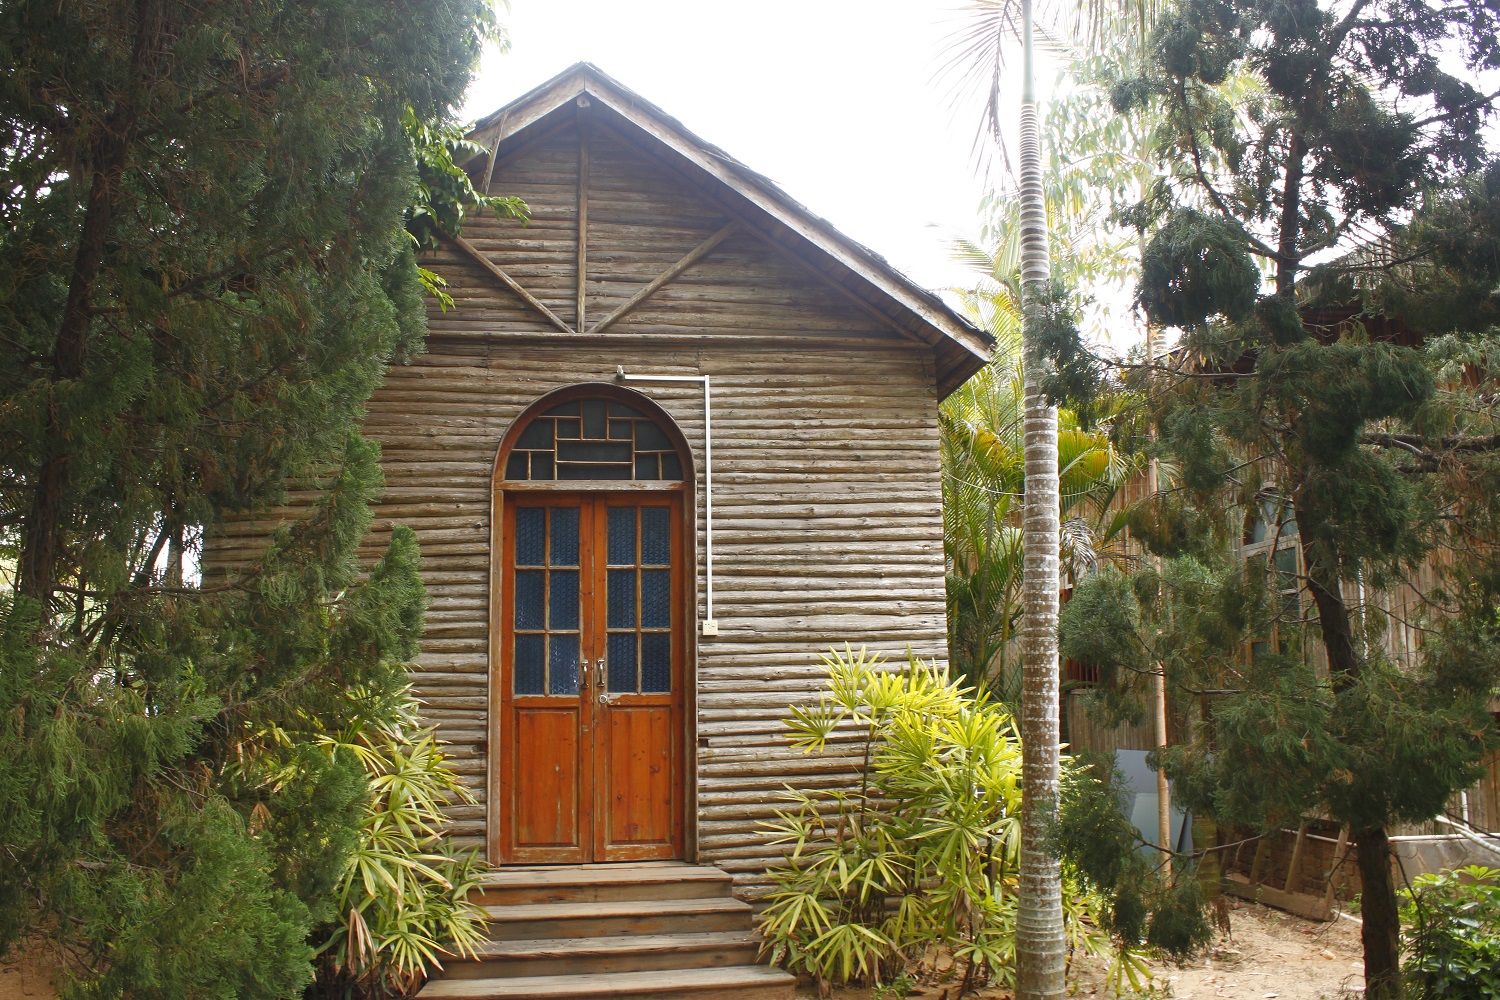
[1016,1,1066,997]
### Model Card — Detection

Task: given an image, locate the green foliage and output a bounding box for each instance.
[1056,755,1213,963]
[1092,4,1500,986]
[1025,282,1109,428]
[1136,209,1259,330]
[404,111,528,307]
[1399,866,1500,999]
[309,692,489,998]
[405,111,527,254]
[942,358,1140,702]
[756,646,1108,995]
[0,0,500,994]
[1061,558,1260,731]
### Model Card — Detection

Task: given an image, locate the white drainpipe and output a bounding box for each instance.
[615,367,717,635]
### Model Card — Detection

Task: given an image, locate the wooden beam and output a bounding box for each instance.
[1323,826,1351,910]
[586,119,941,350]
[588,222,739,334]
[1224,872,1333,921]
[480,117,575,181]
[480,123,504,195]
[584,106,990,358]
[1283,822,1309,892]
[501,480,685,493]
[445,234,575,334]
[1248,835,1271,884]
[576,97,591,331]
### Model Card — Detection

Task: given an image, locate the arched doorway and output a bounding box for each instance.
[490,385,693,864]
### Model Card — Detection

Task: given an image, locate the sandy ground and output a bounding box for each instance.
[1066,901,1367,1000]
[798,900,1368,1000]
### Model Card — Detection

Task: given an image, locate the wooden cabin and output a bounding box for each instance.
[219,64,990,998]
[384,62,990,873]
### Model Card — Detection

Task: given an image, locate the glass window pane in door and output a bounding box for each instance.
[515,508,545,565]
[641,633,671,692]
[549,570,578,630]
[514,570,544,630]
[549,507,579,565]
[608,507,636,565]
[608,569,637,628]
[549,634,580,695]
[640,508,670,564]
[608,633,637,693]
[514,635,544,694]
[642,569,670,629]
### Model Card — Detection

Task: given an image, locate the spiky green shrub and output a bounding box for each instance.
[756,646,1107,997]
[307,690,489,999]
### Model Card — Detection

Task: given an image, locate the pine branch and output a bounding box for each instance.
[1362,430,1500,464]
[1175,80,1286,266]
[1408,86,1500,131]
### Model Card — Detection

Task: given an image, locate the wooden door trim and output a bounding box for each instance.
[494,494,592,864]
[489,386,699,866]
[503,480,684,493]
[591,494,686,862]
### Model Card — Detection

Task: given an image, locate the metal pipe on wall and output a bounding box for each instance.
[615,367,717,632]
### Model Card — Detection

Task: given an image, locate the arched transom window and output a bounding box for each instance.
[504,397,684,482]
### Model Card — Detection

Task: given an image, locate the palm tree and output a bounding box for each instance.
[940,4,1164,996]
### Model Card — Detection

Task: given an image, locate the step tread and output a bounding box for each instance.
[419,965,795,999]
[482,865,730,888]
[483,896,750,922]
[472,931,760,959]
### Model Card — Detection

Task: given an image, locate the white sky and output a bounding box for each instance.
[461,1,1019,299]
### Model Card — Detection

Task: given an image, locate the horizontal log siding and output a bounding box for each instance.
[205,121,953,886]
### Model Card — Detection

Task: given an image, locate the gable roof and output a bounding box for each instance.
[466,62,993,398]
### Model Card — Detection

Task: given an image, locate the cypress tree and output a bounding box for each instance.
[1059,0,1500,995]
[0,0,499,994]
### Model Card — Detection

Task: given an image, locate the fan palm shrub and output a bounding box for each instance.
[299,687,490,999]
[756,646,1107,997]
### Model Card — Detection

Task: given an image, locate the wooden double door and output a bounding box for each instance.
[497,493,685,863]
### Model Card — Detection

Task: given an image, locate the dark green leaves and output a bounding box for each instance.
[1024,282,1109,425]
[1152,0,1248,84]
[1137,209,1259,330]
[0,0,495,992]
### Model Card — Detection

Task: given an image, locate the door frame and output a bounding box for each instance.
[487,383,699,865]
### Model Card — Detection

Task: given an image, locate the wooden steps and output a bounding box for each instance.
[420,965,796,1000]
[420,863,796,1000]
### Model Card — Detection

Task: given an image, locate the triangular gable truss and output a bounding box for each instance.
[453,63,993,396]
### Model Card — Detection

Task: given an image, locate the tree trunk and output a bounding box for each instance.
[1015,1,1066,996]
[1294,502,1402,997]
[18,148,125,607]
[16,0,160,609]
[1355,826,1402,1000]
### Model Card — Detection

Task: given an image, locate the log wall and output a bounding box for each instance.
[208,114,953,887]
